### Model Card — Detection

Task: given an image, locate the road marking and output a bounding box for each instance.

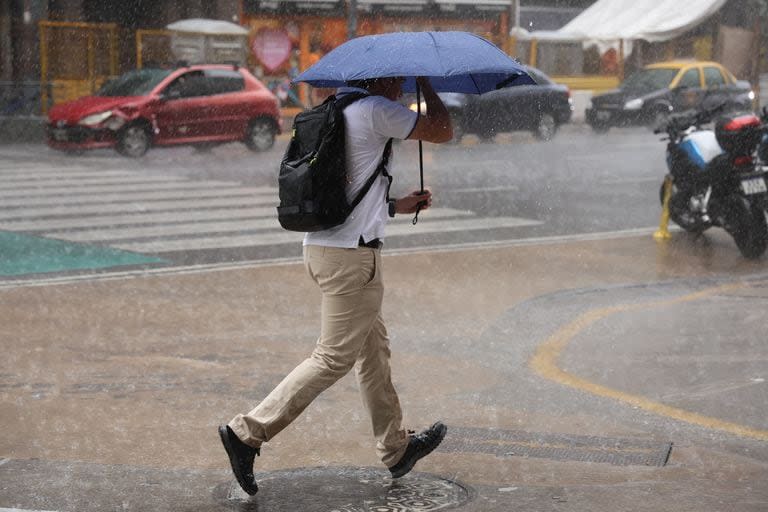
[0,508,60,512]
[529,282,768,442]
[0,169,136,180]
[111,215,542,253]
[599,177,660,185]
[0,186,271,207]
[0,179,269,196]
[49,217,286,241]
[450,185,520,194]
[0,174,188,186]
[0,197,278,219]
[0,207,279,231]
[32,207,474,241]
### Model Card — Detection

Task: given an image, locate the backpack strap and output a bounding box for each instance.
[334,92,394,211]
[348,138,393,211]
[334,91,369,111]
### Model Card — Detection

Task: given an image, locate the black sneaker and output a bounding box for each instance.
[388,421,447,478]
[218,425,260,495]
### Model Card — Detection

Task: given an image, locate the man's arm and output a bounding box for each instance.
[407,77,453,143]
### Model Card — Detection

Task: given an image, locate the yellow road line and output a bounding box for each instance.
[529,282,768,441]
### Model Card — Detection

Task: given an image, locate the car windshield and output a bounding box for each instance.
[621,68,679,94]
[525,68,553,86]
[96,69,173,97]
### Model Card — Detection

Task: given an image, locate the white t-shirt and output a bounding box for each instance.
[303,87,418,249]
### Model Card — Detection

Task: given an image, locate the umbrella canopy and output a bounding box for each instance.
[293,31,534,94]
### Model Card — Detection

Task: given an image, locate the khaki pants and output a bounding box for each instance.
[228,245,408,467]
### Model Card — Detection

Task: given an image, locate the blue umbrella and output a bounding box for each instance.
[294,31,535,93]
[294,31,535,223]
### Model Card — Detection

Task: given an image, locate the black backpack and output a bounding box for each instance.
[277,93,392,232]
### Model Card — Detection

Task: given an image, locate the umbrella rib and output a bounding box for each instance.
[470,73,481,94]
[426,32,442,77]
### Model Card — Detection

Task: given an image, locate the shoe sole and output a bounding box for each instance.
[390,422,448,479]
[218,426,259,495]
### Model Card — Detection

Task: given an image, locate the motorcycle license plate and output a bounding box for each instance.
[596,110,611,121]
[740,177,768,195]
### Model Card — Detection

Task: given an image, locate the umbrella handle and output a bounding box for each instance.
[414,83,424,225]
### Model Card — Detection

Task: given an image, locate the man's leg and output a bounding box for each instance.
[228,245,383,447]
[355,313,409,468]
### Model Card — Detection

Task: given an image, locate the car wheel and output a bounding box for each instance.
[649,109,669,131]
[116,124,151,158]
[245,118,276,152]
[533,113,557,141]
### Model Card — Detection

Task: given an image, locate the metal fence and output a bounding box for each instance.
[39,21,119,114]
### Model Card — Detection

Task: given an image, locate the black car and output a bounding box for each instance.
[586,60,755,133]
[408,66,573,142]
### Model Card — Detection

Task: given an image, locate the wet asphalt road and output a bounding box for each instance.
[1,126,767,511]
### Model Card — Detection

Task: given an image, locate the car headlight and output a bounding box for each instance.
[748,90,756,101]
[409,101,427,113]
[78,111,113,126]
[624,98,643,110]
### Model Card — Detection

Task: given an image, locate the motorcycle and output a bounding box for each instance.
[758,106,768,165]
[656,104,768,259]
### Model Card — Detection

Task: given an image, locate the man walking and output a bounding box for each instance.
[219,76,453,495]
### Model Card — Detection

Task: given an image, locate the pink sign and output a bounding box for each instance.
[252,28,292,72]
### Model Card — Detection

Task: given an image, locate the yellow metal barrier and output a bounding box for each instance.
[39,20,118,114]
[654,175,673,240]
[551,75,621,92]
[136,29,172,69]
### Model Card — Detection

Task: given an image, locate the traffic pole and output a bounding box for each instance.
[654,175,673,240]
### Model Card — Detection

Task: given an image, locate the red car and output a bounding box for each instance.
[47,64,282,157]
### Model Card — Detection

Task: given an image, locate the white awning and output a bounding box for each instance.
[167,18,249,36]
[519,0,728,52]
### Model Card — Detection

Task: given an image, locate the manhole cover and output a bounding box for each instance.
[214,466,473,511]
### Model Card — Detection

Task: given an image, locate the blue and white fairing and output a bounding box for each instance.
[669,130,723,171]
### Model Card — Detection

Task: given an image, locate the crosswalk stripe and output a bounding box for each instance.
[0,186,274,207]
[0,508,60,512]
[0,197,277,220]
[35,207,475,242]
[111,215,542,253]
[0,175,189,188]
[0,181,276,198]
[0,178,278,196]
[49,218,284,241]
[0,169,135,180]
[0,207,277,231]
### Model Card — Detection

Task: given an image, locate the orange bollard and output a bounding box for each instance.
[653,175,673,240]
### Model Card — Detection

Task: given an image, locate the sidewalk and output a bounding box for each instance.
[0,231,766,511]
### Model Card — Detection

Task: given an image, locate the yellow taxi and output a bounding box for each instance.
[586,60,755,132]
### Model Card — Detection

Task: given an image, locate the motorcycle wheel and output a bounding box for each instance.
[659,182,706,233]
[722,195,768,259]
